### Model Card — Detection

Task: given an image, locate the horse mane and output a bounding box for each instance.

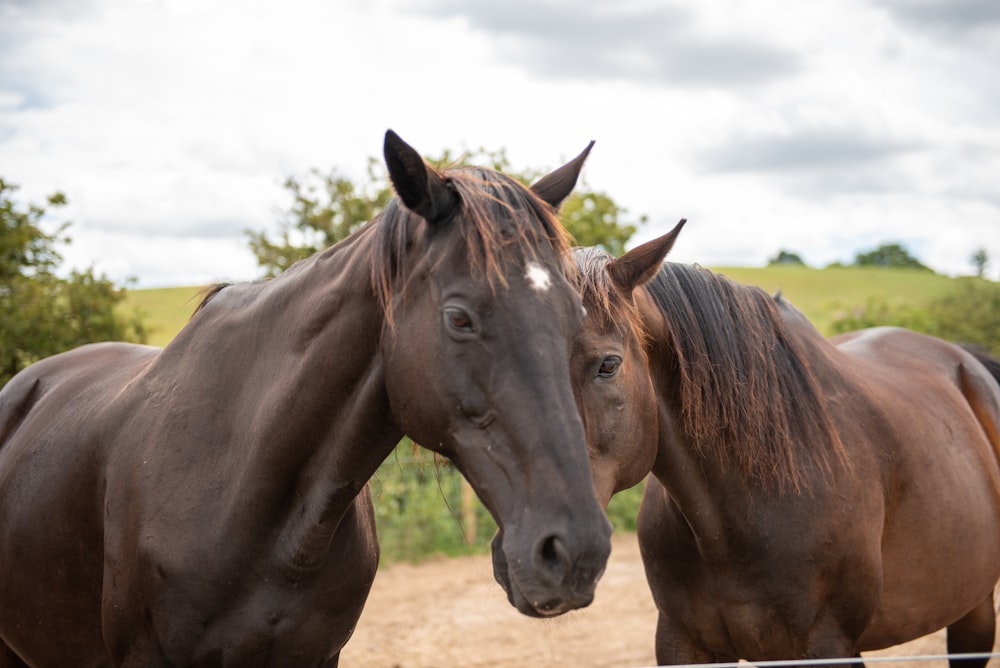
[371,166,574,327]
[573,246,648,344]
[642,263,848,494]
[190,283,230,318]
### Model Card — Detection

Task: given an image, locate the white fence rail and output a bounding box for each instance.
[636,654,1000,668]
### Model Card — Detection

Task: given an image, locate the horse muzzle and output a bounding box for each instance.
[490,525,610,618]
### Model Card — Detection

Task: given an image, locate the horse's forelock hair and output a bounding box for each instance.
[573,246,648,345]
[449,167,574,271]
[371,165,575,329]
[645,263,848,494]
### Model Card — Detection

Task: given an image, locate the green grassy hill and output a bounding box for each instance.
[121,286,208,347]
[123,266,957,347]
[710,265,956,334]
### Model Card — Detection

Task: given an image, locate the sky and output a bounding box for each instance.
[1,0,998,288]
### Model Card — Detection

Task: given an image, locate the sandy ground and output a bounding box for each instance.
[341,532,1000,668]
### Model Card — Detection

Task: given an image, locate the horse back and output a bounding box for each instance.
[0,341,160,464]
[832,326,1000,462]
[0,340,160,460]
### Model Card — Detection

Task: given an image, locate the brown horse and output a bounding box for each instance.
[571,221,1000,667]
[0,131,613,667]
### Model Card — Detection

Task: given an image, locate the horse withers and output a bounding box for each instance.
[571,221,1000,667]
[0,131,612,666]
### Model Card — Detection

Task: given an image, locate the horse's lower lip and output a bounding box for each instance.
[511,587,595,618]
[532,595,590,617]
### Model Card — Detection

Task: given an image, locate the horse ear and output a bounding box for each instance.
[607,219,687,297]
[530,141,595,210]
[383,130,458,225]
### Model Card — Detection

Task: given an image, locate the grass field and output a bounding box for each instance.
[121,285,208,347]
[713,265,956,334]
[123,264,958,347]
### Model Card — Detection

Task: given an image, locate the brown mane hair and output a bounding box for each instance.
[190,283,230,318]
[641,263,848,494]
[371,165,574,327]
[572,246,648,344]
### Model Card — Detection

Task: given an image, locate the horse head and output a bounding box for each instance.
[569,220,686,504]
[378,130,611,617]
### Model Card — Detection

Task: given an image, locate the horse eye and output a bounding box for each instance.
[598,355,622,378]
[444,307,474,333]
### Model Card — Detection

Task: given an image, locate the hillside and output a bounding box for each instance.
[123,266,953,346]
[710,265,955,334]
[122,266,957,347]
[121,286,208,347]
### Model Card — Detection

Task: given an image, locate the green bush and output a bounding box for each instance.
[1,179,146,386]
[927,278,1000,355]
[605,482,645,533]
[830,277,1000,356]
[370,442,496,564]
[369,440,645,565]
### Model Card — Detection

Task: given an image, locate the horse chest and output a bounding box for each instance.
[107,497,379,665]
[642,495,878,660]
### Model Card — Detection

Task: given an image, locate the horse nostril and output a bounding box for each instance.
[538,534,571,578]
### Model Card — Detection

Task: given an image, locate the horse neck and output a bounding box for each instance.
[634,288,722,513]
[636,281,781,550]
[156,228,400,561]
[639,283,850,552]
[644,346,733,544]
[644,350,768,554]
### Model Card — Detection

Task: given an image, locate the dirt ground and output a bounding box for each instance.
[342,532,1000,668]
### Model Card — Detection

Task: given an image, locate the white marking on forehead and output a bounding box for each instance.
[525,262,552,293]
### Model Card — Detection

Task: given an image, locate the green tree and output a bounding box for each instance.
[247,158,393,278]
[971,247,990,278]
[0,178,147,386]
[560,189,641,257]
[248,147,641,277]
[768,250,806,266]
[853,242,933,272]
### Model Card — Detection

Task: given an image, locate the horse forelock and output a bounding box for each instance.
[572,246,648,344]
[646,263,847,494]
[448,166,574,271]
[371,165,575,327]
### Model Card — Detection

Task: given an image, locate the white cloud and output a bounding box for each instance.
[1,0,998,287]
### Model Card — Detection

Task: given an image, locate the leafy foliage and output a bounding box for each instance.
[560,189,641,257]
[830,277,1000,356]
[371,445,495,563]
[971,247,990,278]
[248,147,641,276]
[0,178,146,386]
[370,440,641,565]
[247,159,393,278]
[768,250,806,266]
[851,242,933,272]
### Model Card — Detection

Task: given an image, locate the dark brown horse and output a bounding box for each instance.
[571,221,1000,667]
[0,131,613,667]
